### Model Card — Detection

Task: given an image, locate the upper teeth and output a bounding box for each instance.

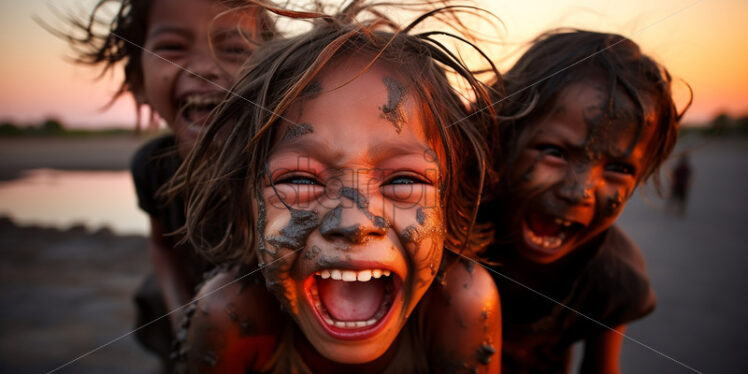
[184,94,222,106]
[554,217,573,227]
[316,269,391,282]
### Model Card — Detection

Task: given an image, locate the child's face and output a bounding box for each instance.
[256,57,444,364]
[505,79,655,264]
[141,0,258,156]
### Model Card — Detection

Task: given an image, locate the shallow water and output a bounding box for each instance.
[0,169,148,235]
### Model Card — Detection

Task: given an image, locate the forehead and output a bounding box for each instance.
[148,0,255,32]
[274,56,433,163]
[535,79,655,158]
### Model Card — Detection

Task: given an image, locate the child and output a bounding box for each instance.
[61,0,274,369]
[482,29,689,373]
[171,2,502,373]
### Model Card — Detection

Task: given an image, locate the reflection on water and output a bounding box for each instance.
[0,169,148,235]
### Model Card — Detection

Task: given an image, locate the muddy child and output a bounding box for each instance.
[171,2,503,373]
[481,29,689,373]
[62,0,274,369]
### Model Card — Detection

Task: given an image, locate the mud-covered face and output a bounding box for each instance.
[141,0,258,157]
[504,79,655,264]
[255,57,444,363]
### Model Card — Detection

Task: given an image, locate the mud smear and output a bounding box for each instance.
[338,187,388,232]
[416,207,426,225]
[606,190,624,217]
[281,123,314,143]
[461,257,475,274]
[201,352,217,367]
[316,255,344,268]
[340,186,369,211]
[380,76,408,134]
[266,209,319,251]
[226,303,239,322]
[303,245,321,260]
[476,343,496,365]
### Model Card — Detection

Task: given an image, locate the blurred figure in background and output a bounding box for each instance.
[667,154,693,217]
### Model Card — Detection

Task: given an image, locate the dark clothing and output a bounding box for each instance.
[130,135,213,366]
[493,226,656,374]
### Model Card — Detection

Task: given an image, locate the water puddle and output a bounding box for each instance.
[0,169,148,235]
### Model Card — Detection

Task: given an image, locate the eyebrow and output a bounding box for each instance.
[147,26,251,40]
[147,26,190,39]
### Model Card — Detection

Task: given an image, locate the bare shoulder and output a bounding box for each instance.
[182,267,283,373]
[422,258,501,373]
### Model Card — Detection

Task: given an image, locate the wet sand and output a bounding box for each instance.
[0,218,158,374]
[0,136,746,373]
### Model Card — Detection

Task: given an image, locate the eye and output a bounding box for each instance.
[275,175,321,186]
[152,41,186,53]
[605,162,635,176]
[535,143,565,159]
[385,173,431,186]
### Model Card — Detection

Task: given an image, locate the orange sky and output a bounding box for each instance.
[0,0,746,128]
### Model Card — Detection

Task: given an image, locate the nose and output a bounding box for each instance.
[555,167,597,205]
[319,204,388,243]
[185,53,222,82]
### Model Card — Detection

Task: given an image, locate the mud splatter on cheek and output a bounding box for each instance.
[398,208,445,312]
[379,76,408,134]
[259,192,320,314]
[604,190,625,217]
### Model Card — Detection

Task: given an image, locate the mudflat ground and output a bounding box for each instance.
[0,136,746,373]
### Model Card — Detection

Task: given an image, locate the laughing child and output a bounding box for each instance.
[170,2,503,373]
[61,0,274,369]
[482,29,690,374]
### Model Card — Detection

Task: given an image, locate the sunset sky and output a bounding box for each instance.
[0,0,746,128]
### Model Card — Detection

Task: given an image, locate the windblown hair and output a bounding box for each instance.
[492,28,691,190]
[50,0,276,128]
[173,0,502,264]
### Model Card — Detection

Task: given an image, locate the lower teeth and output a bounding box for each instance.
[527,230,566,249]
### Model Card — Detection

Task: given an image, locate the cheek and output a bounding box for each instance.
[598,185,629,218]
[397,207,445,297]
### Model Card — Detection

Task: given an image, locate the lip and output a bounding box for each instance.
[302,262,403,341]
[172,89,226,135]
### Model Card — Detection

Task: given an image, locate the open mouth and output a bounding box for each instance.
[305,268,400,340]
[175,93,225,132]
[522,211,584,252]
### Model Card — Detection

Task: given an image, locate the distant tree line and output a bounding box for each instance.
[680,112,748,137]
[0,118,136,137]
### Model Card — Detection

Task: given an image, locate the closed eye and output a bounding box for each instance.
[275,175,322,186]
[605,162,635,176]
[385,173,432,186]
[535,143,565,159]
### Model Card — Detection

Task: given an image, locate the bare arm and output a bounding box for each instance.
[148,218,193,331]
[184,269,282,373]
[580,325,626,374]
[425,260,502,373]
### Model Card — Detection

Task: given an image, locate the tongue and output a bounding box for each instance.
[318,278,385,322]
[527,212,562,237]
